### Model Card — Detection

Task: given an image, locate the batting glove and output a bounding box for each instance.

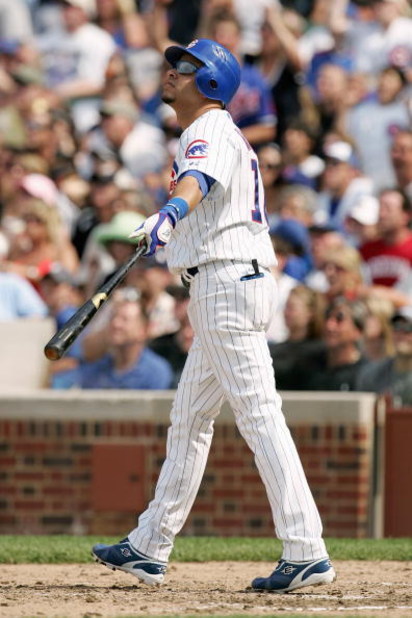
[129,198,189,256]
[129,212,174,256]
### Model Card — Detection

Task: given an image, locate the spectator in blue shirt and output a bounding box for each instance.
[78,288,173,390]
[0,271,48,321]
[0,231,48,321]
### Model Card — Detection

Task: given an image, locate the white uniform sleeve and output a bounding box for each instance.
[177,112,237,191]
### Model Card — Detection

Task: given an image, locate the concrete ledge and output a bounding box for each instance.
[0,390,377,424]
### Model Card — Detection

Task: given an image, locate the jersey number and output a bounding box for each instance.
[251,159,264,223]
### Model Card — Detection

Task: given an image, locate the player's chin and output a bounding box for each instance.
[161,88,175,105]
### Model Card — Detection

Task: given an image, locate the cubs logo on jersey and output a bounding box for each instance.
[185,140,209,159]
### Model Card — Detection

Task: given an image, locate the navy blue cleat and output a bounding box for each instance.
[91,538,167,586]
[252,557,336,593]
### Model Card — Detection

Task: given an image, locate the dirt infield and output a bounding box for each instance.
[1,560,412,617]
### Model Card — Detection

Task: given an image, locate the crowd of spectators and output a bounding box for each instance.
[0,0,411,404]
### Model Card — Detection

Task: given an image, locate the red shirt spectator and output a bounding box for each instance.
[360,187,412,292]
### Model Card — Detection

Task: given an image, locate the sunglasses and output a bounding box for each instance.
[260,162,282,171]
[325,158,344,167]
[325,310,348,324]
[392,320,412,334]
[23,215,45,224]
[174,60,200,75]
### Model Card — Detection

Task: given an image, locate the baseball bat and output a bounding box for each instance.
[44,243,147,361]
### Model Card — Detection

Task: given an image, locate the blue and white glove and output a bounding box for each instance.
[129,197,189,256]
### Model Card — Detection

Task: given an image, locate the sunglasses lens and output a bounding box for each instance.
[326,311,346,323]
[175,60,198,75]
[393,321,412,333]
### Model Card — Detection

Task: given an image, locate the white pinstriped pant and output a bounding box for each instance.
[129,261,327,563]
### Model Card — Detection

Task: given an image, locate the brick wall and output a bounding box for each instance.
[0,391,377,537]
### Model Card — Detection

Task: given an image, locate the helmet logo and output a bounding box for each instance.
[213,45,226,60]
[187,40,198,49]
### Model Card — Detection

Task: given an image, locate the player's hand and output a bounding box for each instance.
[129,212,174,256]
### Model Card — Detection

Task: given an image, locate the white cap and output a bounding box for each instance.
[324,141,359,167]
[347,195,379,226]
[61,0,96,17]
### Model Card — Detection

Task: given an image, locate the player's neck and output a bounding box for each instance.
[176,101,223,130]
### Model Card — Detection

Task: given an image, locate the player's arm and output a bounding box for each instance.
[170,174,205,212]
[129,171,215,255]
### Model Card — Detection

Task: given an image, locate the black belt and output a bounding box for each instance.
[181,260,262,289]
[180,266,198,288]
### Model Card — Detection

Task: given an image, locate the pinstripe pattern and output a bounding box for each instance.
[165,109,276,274]
[129,263,327,563]
[128,108,328,566]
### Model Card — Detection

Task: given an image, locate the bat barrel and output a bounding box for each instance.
[44,244,146,360]
[44,299,100,360]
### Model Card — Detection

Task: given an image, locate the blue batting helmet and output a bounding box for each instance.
[164,38,241,107]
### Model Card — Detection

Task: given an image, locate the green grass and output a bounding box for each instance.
[1,535,412,564]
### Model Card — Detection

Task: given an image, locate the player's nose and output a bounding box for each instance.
[166,65,178,78]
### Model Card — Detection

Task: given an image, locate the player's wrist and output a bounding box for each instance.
[160,197,189,227]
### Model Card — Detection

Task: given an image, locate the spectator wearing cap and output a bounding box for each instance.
[269,218,313,282]
[315,139,374,230]
[83,99,167,180]
[38,0,117,133]
[359,187,412,304]
[78,204,143,298]
[92,209,145,286]
[343,66,410,191]
[78,291,174,390]
[356,305,412,407]
[295,296,370,392]
[344,195,380,248]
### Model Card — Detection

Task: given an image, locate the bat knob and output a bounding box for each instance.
[44,345,62,361]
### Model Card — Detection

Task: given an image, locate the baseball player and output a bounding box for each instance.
[92,39,336,593]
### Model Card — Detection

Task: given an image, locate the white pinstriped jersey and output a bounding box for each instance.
[129,111,328,569]
[165,109,277,274]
